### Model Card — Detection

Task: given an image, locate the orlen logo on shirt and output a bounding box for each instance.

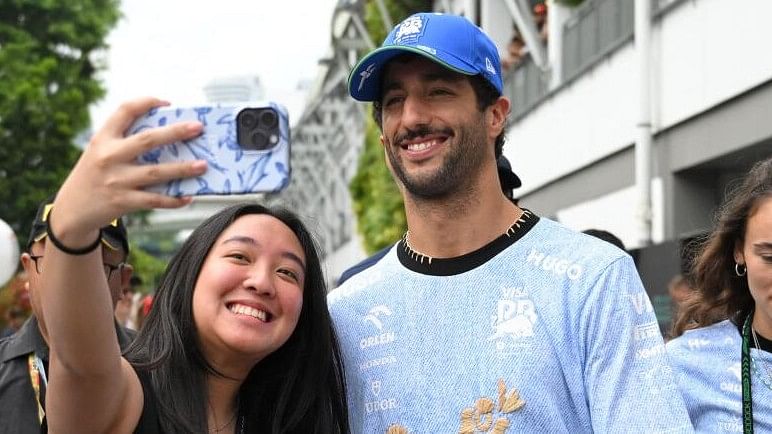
[360,305,396,349]
[525,249,583,280]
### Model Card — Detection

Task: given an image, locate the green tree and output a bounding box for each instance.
[0,1,121,247]
[350,0,430,254]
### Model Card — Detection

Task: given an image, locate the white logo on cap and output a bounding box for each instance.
[485,57,496,75]
[394,15,424,43]
[358,63,376,92]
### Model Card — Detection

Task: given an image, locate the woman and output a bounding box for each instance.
[39,98,349,433]
[668,157,772,432]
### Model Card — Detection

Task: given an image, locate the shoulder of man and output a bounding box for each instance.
[336,244,394,287]
[0,317,44,364]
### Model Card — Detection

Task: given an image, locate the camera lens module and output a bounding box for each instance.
[237,107,282,151]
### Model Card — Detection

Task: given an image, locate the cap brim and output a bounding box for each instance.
[348,45,479,102]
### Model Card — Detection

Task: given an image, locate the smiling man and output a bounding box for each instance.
[328,12,693,432]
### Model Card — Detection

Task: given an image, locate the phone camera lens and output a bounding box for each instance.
[238,111,257,128]
[259,110,278,128]
[250,130,269,150]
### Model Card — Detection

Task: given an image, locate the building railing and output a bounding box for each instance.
[505,0,689,122]
[504,56,550,120]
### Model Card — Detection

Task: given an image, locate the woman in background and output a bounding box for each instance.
[668,157,772,432]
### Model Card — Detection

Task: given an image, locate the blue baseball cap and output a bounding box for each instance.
[348,13,503,102]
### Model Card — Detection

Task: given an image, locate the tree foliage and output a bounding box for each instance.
[349,116,407,253]
[349,0,430,254]
[0,0,121,247]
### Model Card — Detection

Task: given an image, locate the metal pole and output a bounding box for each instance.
[503,0,549,70]
[373,0,393,33]
[635,0,653,247]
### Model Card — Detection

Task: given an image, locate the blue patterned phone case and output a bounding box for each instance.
[128,102,290,196]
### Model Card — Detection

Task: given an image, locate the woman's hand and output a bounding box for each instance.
[51,97,207,245]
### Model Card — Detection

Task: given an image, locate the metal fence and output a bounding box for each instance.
[562,0,635,83]
[505,0,688,121]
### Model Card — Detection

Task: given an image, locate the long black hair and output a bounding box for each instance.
[124,203,349,433]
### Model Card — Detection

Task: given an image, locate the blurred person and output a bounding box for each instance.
[331,12,690,432]
[0,196,135,434]
[582,228,626,251]
[667,157,772,431]
[0,307,26,339]
[337,155,522,286]
[533,2,548,42]
[36,97,349,433]
[115,275,140,330]
[667,273,693,314]
[501,32,526,71]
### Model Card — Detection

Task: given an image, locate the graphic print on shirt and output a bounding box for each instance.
[488,286,537,354]
[359,304,400,418]
[524,249,583,280]
[360,304,396,350]
[721,362,742,395]
[458,378,525,434]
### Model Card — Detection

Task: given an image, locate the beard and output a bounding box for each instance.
[385,117,488,200]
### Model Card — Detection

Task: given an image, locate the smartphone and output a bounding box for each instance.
[128,102,291,196]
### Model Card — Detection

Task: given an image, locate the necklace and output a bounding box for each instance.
[751,326,772,391]
[209,410,238,433]
[402,209,532,265]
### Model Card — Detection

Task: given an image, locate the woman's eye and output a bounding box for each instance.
[227,253,249,262]
[278,268,300,282]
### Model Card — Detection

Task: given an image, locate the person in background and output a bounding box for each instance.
[0,307,26,339]
[667,157,772,431]
[0,195,135,434]
[114,275,138,329]
[36,97,349,433]
[330,12,690,432]
[582,228,626,251]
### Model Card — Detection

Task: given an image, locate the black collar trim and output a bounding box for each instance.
[396,209,539,276]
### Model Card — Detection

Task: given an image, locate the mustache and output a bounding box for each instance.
[395,125,453,145]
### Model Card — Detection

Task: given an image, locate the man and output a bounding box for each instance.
[0,196,135,433]
[328,13,691,432]
[337,155,521,286]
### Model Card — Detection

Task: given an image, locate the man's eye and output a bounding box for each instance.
[383,95,404,106]
[429,88,451,96]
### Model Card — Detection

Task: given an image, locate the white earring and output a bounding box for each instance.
[735,262,747,277]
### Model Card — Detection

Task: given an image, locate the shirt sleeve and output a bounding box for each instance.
[579,255,694,433]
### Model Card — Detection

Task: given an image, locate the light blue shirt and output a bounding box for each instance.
[329,218,692,433]
[668,319,772,432]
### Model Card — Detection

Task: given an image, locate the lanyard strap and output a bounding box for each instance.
[742,314,754,434]
[27,354,46,424]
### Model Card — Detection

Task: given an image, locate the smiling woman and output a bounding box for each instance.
[667,157,772,432]
[37,97,349,434]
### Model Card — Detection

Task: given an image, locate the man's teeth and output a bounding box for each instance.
[229,304,267,321]
[406,139,438,151]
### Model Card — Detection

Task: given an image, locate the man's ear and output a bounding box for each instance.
[487,96,511,140]
[20,252,34,276]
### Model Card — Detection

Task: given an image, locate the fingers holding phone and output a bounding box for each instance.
[54,97,208,236]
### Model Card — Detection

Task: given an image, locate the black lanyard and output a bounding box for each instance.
[742,314,754,434]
